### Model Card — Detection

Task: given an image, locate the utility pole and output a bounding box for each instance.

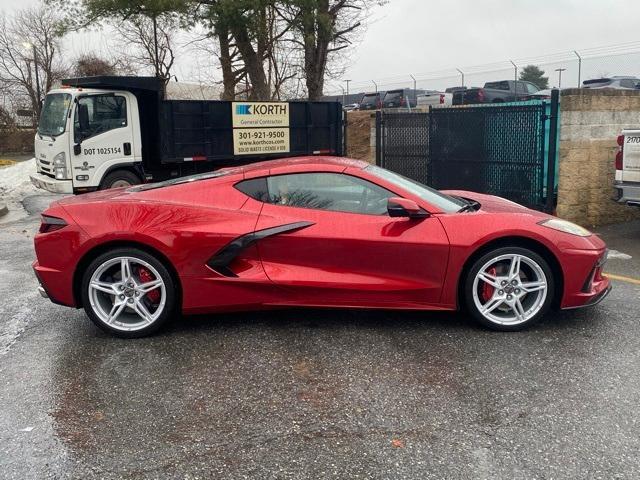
[410,74,416,93]
[456,68,465,87]
[344,79,351,97]
[510,60,518,100]
[23,42,41,118]
[555,68,566,89]
[573,51,582,87]
[371,80,378,93]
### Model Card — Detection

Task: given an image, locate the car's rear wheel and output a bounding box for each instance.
[464,247,554,331]
[81,248,176,338]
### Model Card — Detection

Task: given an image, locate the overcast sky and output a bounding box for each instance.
[2,0,640,94]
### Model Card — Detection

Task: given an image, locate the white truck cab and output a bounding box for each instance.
[614,129,640,207]
[30,87,142,194]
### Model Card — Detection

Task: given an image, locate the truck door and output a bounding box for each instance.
[71,93,136,188]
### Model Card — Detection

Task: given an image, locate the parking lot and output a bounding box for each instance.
[0,194,638,479]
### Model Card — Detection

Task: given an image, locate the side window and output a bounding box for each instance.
[74,95,127,143]
[620,79,635,89]
[525,83,539,94]
[235,177,269,202]
[267,173,394,215]
[516,82,528,93]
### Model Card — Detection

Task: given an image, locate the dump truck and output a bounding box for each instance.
[29,76,343,194]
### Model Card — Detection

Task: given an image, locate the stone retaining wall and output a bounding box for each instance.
[556,89,640,227]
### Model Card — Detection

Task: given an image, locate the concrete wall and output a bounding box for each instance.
[556,89,640,227]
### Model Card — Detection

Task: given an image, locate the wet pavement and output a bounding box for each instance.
[1,196,640,479]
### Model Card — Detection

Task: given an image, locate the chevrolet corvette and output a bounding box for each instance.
[33,157,611,337]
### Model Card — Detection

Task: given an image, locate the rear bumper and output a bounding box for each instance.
[613,182,640,206]
[32,260,76,307]
[30,173,73,194]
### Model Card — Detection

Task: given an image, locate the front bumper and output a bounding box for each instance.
[613,182,640,207]
[561,248,611,309]
[30,172,73,194]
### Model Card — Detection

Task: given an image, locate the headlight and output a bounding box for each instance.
[53,152,65,166]
[539,218,592,237]
[52,152,68,179]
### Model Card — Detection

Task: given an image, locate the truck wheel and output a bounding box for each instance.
[100,170,141,190]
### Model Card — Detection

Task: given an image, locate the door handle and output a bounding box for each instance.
[123,142,131,156]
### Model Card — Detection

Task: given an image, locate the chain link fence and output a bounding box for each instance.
[327,42,640,97]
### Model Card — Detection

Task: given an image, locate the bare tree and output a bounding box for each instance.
[112,14,176,84]
[73,52,118,76]
[0,5,67,121]
[282,0,383,100]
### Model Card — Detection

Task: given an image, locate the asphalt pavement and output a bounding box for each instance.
[1,195,639,479]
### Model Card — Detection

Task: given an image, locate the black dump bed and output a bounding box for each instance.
[62,76,343,170]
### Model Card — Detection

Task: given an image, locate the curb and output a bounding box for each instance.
[0,203,7,218]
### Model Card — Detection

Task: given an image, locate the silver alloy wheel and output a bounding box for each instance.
[88,256,167,332]
[472,253,548,326]
[110,179,133,188]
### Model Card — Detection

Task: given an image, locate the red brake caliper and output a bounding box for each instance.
[138,267,160,304]
[481,267,497,302]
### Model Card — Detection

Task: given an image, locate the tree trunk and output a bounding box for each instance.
[302,0,330,101]
[217,24,235,101]
[231,23,270,100]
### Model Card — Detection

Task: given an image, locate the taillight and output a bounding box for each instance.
[478,89,485,102]
[39,215,67,233]
[439,94,445,104]
[400,96,405,106]
[616,135,624,170]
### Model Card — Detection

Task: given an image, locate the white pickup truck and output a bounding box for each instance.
[614,129,640,207]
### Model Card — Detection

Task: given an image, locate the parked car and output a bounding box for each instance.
[359,92,384,110]
[583,76,640,90]
[452,80,541,105]
[343,103,360,112]
[382,88,425,109]
[417,91,453,107]
[34,156,610,338]
[614,129,640,207]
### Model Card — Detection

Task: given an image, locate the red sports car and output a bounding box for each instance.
[33,157,610,337]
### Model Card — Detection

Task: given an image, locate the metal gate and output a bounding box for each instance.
[376,95,559,212]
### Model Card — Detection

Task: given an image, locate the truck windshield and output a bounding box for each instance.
[38,93,72,137]
[364,165,466,213]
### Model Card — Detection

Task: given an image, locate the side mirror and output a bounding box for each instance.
[387,197,429,218]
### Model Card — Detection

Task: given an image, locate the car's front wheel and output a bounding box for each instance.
[464,247,554,331]
[81,248,176,338]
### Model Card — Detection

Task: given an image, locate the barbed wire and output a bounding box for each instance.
[327,41,640,96]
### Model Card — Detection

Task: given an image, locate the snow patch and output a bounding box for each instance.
[0,159,44,222]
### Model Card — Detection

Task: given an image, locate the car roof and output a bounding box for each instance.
[239,156,370,175]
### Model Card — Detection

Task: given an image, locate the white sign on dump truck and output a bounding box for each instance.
[29,76,343,195]
[614,129,640,207]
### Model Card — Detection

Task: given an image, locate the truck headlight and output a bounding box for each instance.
[53,152,68,180]
[53,152,65,166]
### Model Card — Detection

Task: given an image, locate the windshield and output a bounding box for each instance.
[360,94,378,105]
[38,93,72,137]
[365,165,466,213]
[384,91,402,101]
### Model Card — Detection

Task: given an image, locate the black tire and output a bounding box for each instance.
[81,248,176,338]
[464,246,555,331]
[100,170,140,190]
